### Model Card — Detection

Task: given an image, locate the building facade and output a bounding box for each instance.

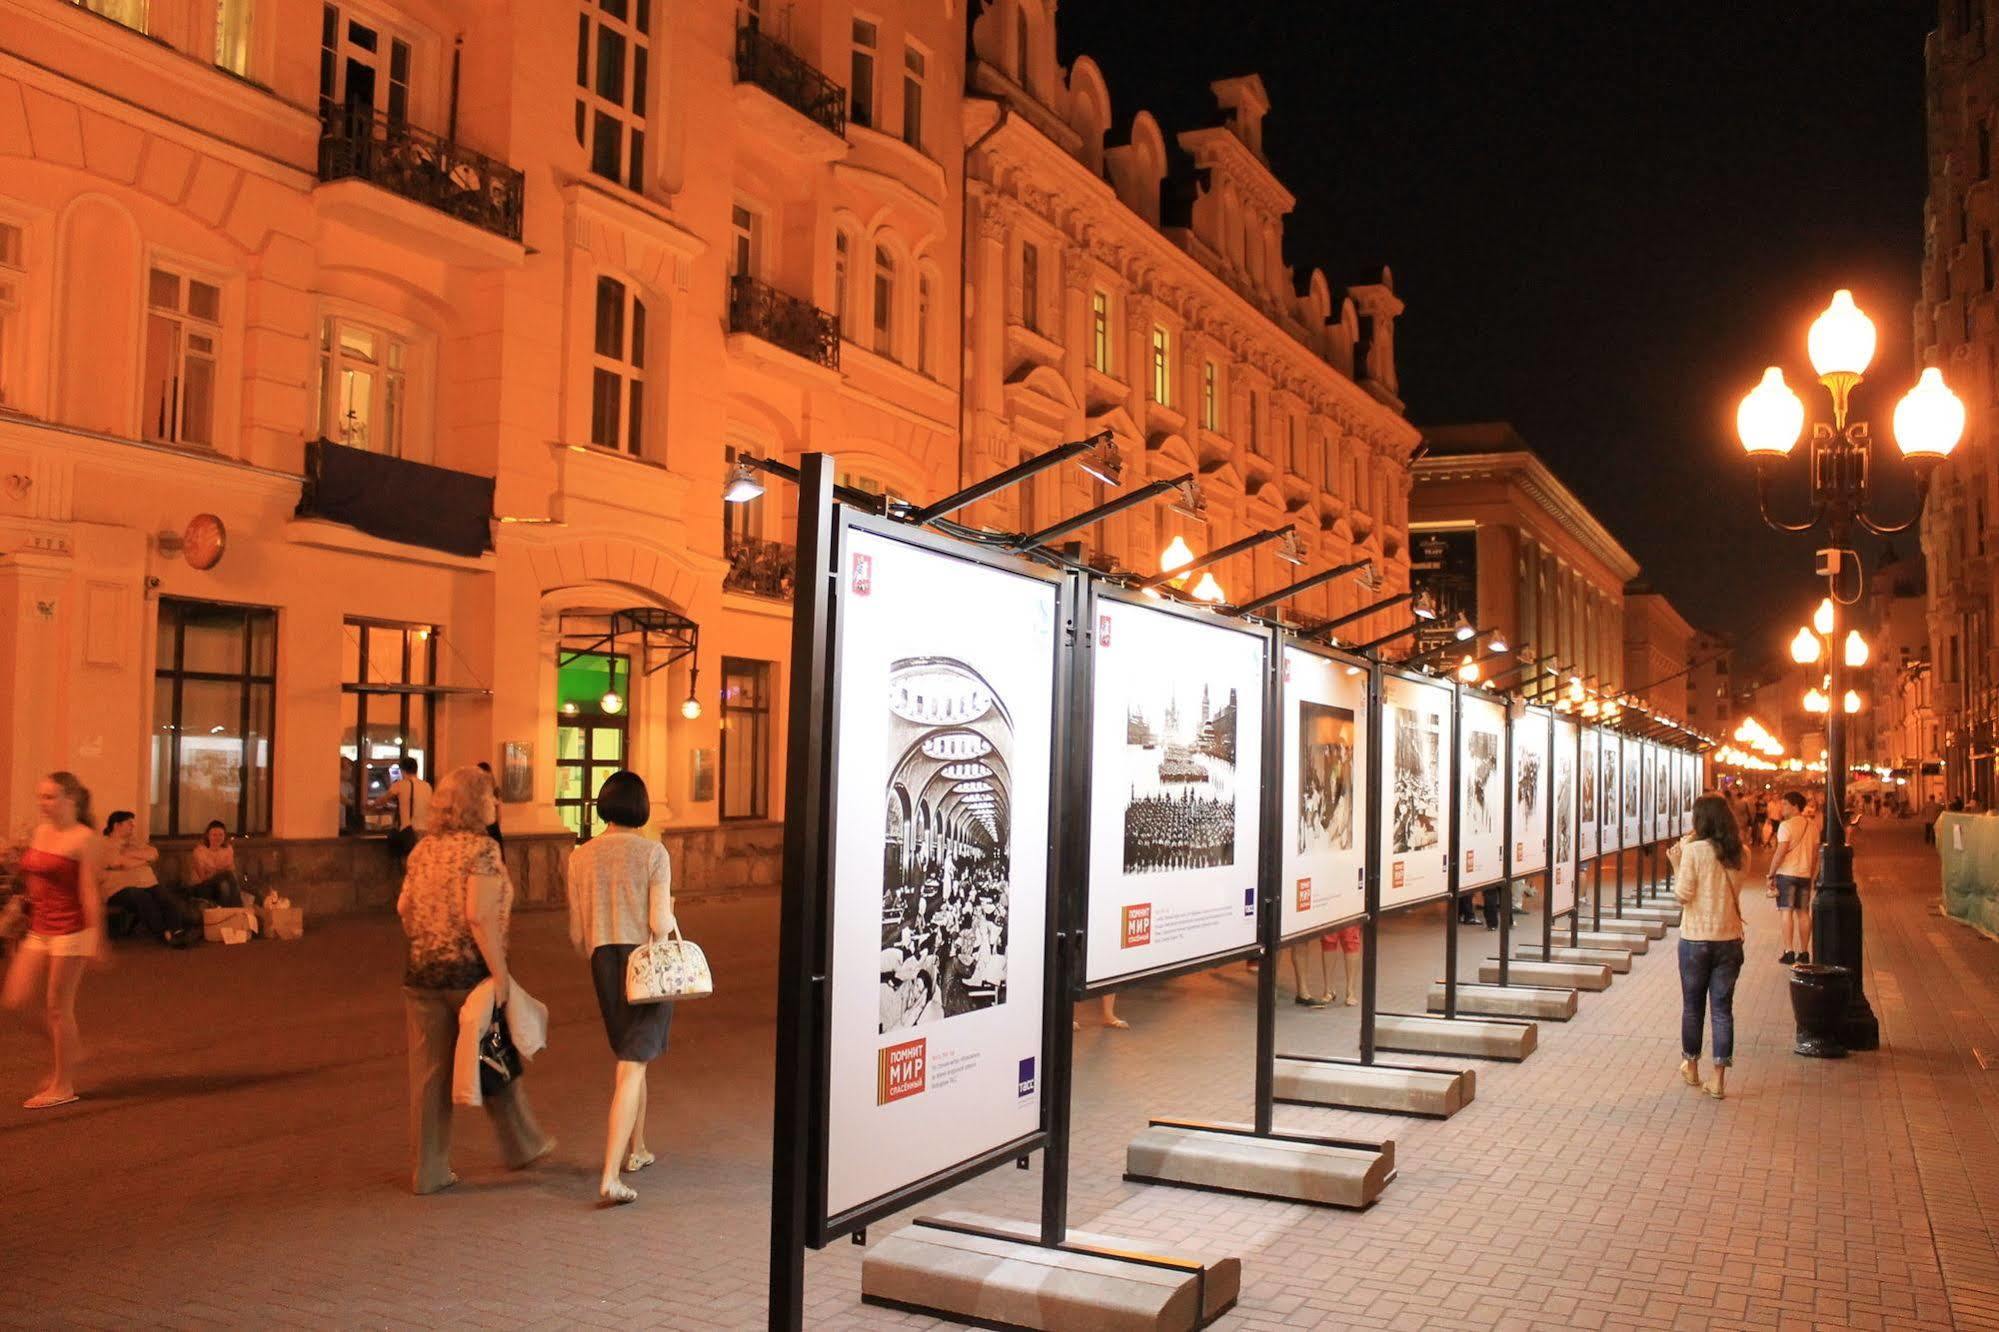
[1918,1,1999,805]
[1684,630,1734,739]
[1622,584,1695,719]
[1408,424,1637,697]
[0,0,1412,910]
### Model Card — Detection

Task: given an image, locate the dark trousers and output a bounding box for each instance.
[1678,938,1744,1066]
[108,885,195,940]
[188,870,244,907]
[1481,884,1506,928]
[1925,821,1936,845]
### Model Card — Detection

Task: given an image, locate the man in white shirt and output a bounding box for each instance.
[1767,790,1818,966]
[375,756,432,861]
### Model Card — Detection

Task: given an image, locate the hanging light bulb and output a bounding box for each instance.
[1790,626,1823,665]
[600,690,624,715]
[1844,630,1869,667]
[1812,598,1835,636]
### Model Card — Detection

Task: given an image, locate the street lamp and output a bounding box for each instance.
[1734,288,1966,1054]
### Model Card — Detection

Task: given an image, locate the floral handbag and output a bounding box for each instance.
[624,925,713,1005]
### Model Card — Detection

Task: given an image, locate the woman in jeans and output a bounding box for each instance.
[398,765,553,1194]
[1668,793,1747,1100]
[566,769,676,1205]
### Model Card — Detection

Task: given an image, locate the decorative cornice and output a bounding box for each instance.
[1411,449,1643,583]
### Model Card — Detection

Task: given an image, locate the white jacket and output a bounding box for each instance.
[453,978,549,1107]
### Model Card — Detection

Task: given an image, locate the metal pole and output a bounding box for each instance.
[1542,709,1559,959]
[1817,551,1880,1050]
[1041,574,1092,1245]
[1253,628,1282,1136]
[1497,703,1514,985]
[768,455,836,1332]
[1359,657,1384,1063]
[1443,680,1463,1018]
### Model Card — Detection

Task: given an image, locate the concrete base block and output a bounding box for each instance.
[1573,929,1649,954]
[1375,1011,1537,1061]
[1593,917,1668,940]
[1124,1122,1393,1210]
[1515,944,1633,973]
[1478,959,1611,992]
[862,1210,1241,1331]
[1621,905,1681,926]
[1273,1056,1475,1118]
[1427,980,1577,1020]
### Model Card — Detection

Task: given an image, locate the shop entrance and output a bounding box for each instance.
[556,651,630,841]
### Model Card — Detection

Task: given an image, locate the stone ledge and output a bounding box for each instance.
[1515,944,1633,973]
[1573,929,1649,954]
[1124,1122,1393,1210]
[1478,958,1612,992]
[1273,1057,1475,1118]
[1430,979,1579,1018]
[1376,1012,1537,1061]
[1591,917,1668,940]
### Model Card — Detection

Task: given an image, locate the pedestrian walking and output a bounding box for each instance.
[100,811,195,947]
[1286,940,1330,1007]
[1323,923,1363,1005]
[1669,793,1747,1100]
[397,764,553,1195]
[1922,795,1943,844]
[566,769,676,1205]
[1767,791,1818,965]
[2,772,106,1109]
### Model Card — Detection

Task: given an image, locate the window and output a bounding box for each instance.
[75,0,147,32]
[1246,389,1260,453]
[917,272,935,376]
[1020,242,1040,333]
[730,203,760,279]
[1983,122,1993,180]
[215,0,252,75]
[850,18,877,130]
[144,266,221,447]
[833,231,851,335]
[873,244,896,357]
[1320,433,1336,488]
[320,5,410,131]
[902,45,925,151]
[315,315,408,455]
[1015,6,1032,94]
[1090,290,1111,372]
[341,619,439,835]
[0,221,20,409]
[555,650,628,840]
[1289,414,1306,471]
[1202,360,1219,431]
[720,658,773,819]
[591,276,646,454]
[1150,325,1171,404]
[575,0,650,191]
[153,599,276,838]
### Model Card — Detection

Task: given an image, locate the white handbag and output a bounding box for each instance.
[624,926,713,1004]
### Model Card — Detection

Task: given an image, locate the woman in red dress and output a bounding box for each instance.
[3,772,105,1109]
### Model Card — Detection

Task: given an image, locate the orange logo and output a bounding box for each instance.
[1464,849,1475,873]
[1121,903,1152,948]
[1392,861,1407,889]
[1295,877,1312,911]
[876,1038,926,1104]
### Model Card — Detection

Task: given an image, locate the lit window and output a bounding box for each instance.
[340,618,440,837]
[873,245,896,358]
[75,0,147,33]
[721,657,773,819]
[316,315,409,456]
[144,266,222,447]
[902,45,925,151]
[833,231,851,335]
[917,272,934,376]
[215,0,252,75]
[850,18,877,130]
[153,598,277,838]
[0,221,21,410]
[1150,325,1171,404]
[575,0,650,191]
[1202,360,1219,432]
[1091,289,1111,373]
[591,275,646,454]
[1020,242,1039,333]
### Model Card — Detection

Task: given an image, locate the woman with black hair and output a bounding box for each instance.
[566,769,677,1205]
[1668,793,1748,1100]
[100,811,194,947]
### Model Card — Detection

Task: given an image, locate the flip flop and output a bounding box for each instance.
[598,1180,638,1206]
[23,1091,78,1110]
[625,1149,655,1172]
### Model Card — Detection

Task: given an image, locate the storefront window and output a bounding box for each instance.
[721,657,771,820]
[152,599,276,836]
[340,618,438,834]
[556,651,631,841]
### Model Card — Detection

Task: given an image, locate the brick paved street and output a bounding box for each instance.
[3,819,1996,1330]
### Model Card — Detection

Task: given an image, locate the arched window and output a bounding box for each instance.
[873,244,897,358]
[1015,5,1033,94]
[591,275,646,454]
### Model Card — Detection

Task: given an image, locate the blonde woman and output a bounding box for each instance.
[3,773,105,1109]
[566,769,676,1205]
[397,765,553,1194]
[1669,794,1748,1100]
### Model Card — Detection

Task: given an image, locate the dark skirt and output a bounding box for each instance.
[591,944,674,1062]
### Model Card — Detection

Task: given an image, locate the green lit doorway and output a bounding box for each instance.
[556,651,629,841]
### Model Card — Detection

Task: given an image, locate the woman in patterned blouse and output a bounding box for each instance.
[396,765,553,1194]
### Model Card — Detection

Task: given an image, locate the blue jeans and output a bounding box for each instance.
[1678,938,1744,1066]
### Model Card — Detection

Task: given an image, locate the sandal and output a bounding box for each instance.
[1104,1016,1130,1029]
[598,1180,638,1206]
[22,1090,78,1110]
[625,1149,655,1173]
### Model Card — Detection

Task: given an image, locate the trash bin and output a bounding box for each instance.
[1789,963,1852,1059]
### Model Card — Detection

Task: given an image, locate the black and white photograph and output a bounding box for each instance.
[1555,747,1573,860]
[1624,746,1639,819]
[1296,700,1355,855]
[1580,738,1596,825]
[1514,745,1542,831]
[1465,728,1501,835]
[878,658,1014,1034]
[1602,744,1618,828]
[1122,679,1239,873]
[1392,703,1443,855]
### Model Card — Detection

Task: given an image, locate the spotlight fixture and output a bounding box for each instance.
[1412,589,1439,621]
[1457,656,1480,683]
[1168,478,1208,520]
[722,456,766,504]
[1486,631,1509,654]
[1273,528,1308,566]
[1451,615,1476,641]
[1076,434,1125,487]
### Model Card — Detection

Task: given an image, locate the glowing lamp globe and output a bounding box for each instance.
[1892,367,1965,461]
[1843,630,1869,668]
[1843,689,1863,714]
[1807,289,1876,379]
[1159,535,1196,582]
[1790,627,1823,665]
[1813,597,1835,636]
[1456,656,1480,683]
[1803,687,1829,714]
[1189,572,1225,603]
[1736,367,1806,457]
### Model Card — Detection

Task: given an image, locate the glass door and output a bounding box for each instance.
[555,649,631,841]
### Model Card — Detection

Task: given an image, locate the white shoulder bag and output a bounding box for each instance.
[625,925,713,1004]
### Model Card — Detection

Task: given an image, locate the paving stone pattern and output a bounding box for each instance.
[0,821,1994,1329]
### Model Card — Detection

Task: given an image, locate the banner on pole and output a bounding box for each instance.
[1380,671,1454,909]
[1578,727,1601,861]
[1511,706,1551,876]
[1456,691,1507,890]
[1551,715,1578,916]
[1279,643,1368,940]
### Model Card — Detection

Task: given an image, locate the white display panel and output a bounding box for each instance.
[1456,691,1508,890]
[1619,735,1641,850]
[1380,673,1454,909]
[1681,749,1698,835]
[1578,727,1601,861]
[1085,598,1264,986]
[825,528,1055,1223]
[1551,716,1578,916]
[1279,645,1368,939]
[1650,742,1672,845]
[1599,729,1622,852]
[1511,706,1551,876]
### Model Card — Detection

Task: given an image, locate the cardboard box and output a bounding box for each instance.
[202,907,258,944]
[261,905,304,941]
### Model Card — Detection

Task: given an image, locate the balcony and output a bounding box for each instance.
[724,532,797,602]
[733,26,848,161]
[729,274,840,371]
[316,111,525,247]
[293,439,494,561]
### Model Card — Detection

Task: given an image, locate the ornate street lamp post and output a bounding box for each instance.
[1735,290,1965,1052]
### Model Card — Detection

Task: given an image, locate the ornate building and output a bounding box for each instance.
[1918,0,1999,804]
[0,0,1411,907]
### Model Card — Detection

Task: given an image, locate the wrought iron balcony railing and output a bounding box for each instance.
[728,274,840,370]
[734,25,847,139]
[724,531,798,602]
[317,111,526,243]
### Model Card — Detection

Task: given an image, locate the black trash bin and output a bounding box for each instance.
[1790,963,1852,1059]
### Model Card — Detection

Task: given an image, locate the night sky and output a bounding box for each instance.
[1056,2,1936,672]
